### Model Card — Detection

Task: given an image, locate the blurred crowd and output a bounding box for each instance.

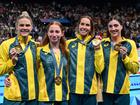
[0,1,140,47]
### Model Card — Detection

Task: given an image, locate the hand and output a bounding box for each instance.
[95,35,102,40]
[119,46,128,59]
[94,43,101,50]
[92,37,101,50]
[10,48,19,64]
[4,77,11,87]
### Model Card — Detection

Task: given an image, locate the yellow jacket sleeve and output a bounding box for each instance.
[94,44,104,74]
[0,41,14,75]
[122,40,139,74]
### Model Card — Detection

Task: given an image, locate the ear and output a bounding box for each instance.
[61,31,65,37]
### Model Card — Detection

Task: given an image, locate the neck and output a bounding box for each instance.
[23,36,28,43]
[111,35,122,43]
[50,42,60,50]
[19,35,28,44]
[81,35,87,40]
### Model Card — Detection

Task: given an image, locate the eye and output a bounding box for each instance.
[114,24,119,27]
[19,24,31,27]
[55,30,60,33]
[49,30,54,33]
[86,24,90,26]
[108,25,113,28]
[26,24,31,27]
[80,23,85,26]
[108,24,119,28]
[19,24,24,27]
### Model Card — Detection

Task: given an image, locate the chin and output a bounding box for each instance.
[111,34,119,37]
[80,33,88,36]
[20,33,29,37]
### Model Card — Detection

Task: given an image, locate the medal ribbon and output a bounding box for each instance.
[51,49,63,77]
[15,36,31,54]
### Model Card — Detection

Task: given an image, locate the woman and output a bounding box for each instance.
[67,16,104,105]
[0,11,38,105]
[37,21,69,105]
[101,15,139,105]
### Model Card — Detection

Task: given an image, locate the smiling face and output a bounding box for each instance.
[78,17,91,37]
[108,19,123,38]
[16,18,32,37]
[47,24,64,45]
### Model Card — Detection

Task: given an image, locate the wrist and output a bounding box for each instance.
[94,45,100,50]
[12,57,18,65]
[122,54,127,59]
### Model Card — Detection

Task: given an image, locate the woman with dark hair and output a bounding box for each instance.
[100,15,139,105]
[67,15,104,105]
[37,21,69,105]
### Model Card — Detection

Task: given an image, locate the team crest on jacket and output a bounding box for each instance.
[103,41,110,47]
[71,43,77,48]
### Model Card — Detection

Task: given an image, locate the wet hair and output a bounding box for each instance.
[41,21,68,60]
[15,11,33,28]
[107,15,125,38]
[76,15,94,36]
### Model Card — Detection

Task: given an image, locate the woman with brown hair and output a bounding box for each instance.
[67,15,104,105]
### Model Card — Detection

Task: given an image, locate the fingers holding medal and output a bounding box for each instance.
[119,46,128,59]
[92,38,101,50]
[10,45,22,64]
[114,43,128,59]
[114,43,121,51]
[15,45,22,54]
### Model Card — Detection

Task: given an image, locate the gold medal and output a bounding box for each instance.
[114,43,121,51]
[15,45,22,54]
[92,39,101,46]
[55,76,62,85]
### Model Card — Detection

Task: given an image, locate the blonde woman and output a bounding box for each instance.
[0,11,38,105]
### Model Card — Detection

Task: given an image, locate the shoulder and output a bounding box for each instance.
[126,38,135,44]
[101,37,110,42]
[66,38,77,45]
[0,37,15,47]
[125,39,137,49]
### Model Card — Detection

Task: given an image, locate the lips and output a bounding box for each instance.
[80,28,89,34]
[80,28,88,32]
[20,29,30,33]
[50,36,60,41]
[110,30,119,34]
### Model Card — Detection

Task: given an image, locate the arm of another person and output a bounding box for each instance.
[94,44,104,74]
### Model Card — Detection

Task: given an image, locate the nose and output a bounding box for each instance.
[110,26,116,30]
[22,26,27,28]
[82,25,87,28]
[51,32,57,36]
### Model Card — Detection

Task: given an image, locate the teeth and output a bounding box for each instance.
[81,28,86,31]
[113,32,117,34]
[111,31,117,34]
[80,29,87,32]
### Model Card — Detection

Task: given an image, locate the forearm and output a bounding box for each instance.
[123,56,139,74]
[94,45,104,74]
[0,59,14,75]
